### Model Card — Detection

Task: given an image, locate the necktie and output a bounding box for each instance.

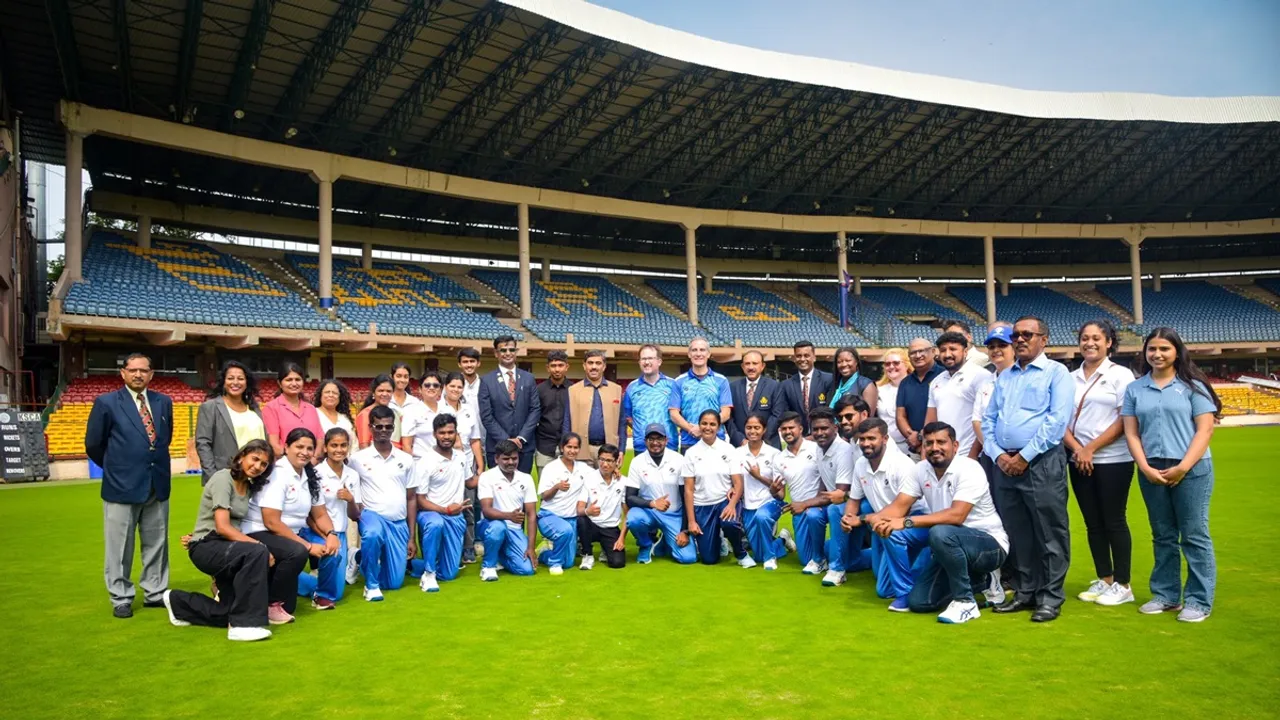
[747,381,756,408]
[506,371,516,402]
[801,375,810,414]
[138,393,157,448]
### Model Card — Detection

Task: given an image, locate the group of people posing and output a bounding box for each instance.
[87,317,1220,641]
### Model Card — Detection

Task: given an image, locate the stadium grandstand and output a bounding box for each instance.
[1,0,1279,473]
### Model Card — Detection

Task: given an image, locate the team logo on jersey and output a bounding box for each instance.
[720,454,729,463]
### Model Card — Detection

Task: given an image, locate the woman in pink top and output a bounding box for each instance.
[262,362,323,456]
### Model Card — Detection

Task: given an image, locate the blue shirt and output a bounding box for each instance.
[622,374,678,451]
[668,369,734,447]
[981,353,1074,462]
[1121,375,1215,467]
[896,365,943,432]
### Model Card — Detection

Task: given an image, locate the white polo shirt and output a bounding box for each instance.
[902,456,1008,552]
[1070,358,1136,463]
[315,459,361,534]
[815,436,855,491]
[399,401,441,457]
[584,471,627,528]
[928,363,992,456]
[351,445,416,522]
[413,447,472,508]
[243,458,322,534]
[736,443,780,511]
[971,374,997,427]
[538,458,592,518]
[775,440,822,504]
[848,444,924,514]
[462,375,486,446]
[625,449,686,514]
[439,401,481,467]
[682,438,740,506]
[478,467,537,530]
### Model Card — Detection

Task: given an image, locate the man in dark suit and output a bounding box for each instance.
[85,352,174,619]
[477,335,542,473]
[728,350,782,448]
[779,340,833,436]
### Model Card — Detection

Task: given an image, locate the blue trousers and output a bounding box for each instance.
[1141,458,1216,612]
[791,506,828,566]
[870,522,931,599]
[479,519,534,575]
[826,500,874,573]
[417,511,466,581]
[296,528,348,602]
[908,525,1006,612]
[692,500,747,565]
[537,510,578,569]
[626,507,696,564]
[744,501,788,562]
[359,512,409,592]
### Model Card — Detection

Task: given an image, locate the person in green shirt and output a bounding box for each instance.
[162,439,278,642]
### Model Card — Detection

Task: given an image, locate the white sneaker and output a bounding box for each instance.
[720,537,732,557]
[227,626,272,642]
[821,569,846,587]
[549,565,564,576]
[580,555,595,571]
[738,555,757,569]
[1177,606,1209,623]
[419,571,439,593]
[778,528,797,553]
[937,599,981,624]
[162,590,190,627]
[345,551,360,585]
[1078,578,1110,603]
[801,560,823,575]
[1095,583,1134,606]
[480,567,499,582]
[763,558,778,571]
[362,587,384,602]
[984,569,1006,606]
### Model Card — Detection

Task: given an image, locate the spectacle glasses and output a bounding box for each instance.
[907,349,932,357]
[1011,331,1044,341]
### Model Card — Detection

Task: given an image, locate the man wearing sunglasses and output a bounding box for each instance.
[835,395,870,442]
[981,316,1074,623]
[477,335,542,473]
[896,338,943,460]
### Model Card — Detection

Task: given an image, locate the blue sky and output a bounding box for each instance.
[589,0,1280,97]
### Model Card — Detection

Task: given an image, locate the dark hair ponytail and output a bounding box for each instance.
[283,427,322,502]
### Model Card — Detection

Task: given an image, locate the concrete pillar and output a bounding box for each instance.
[318,179,334,308]
[683,223,699,325]
[361,241,373,270]
[836,230,848,284]
[138,214,152,249]
[854,276,862,296]
[703,272,714,293]
[518,203,531,321]
[983,235,996,324]
[64,131,84,282]
[1127,237,1144,324]
[1000,278,1010,297]
[540,257,551,283]
[1153,271,1162,292]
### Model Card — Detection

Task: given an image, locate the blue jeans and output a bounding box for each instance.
[908,525,1006,612]
[744,501,787,562]
[1140,458,1216,612]
[297,528,347,602]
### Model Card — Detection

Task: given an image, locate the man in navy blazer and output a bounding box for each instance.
[779,340,833,436]
[85,352,174,619]
[477,335,542,473]
[728,350,783,448]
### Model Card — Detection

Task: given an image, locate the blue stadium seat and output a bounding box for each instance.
[1098,280,1280,343]
[800,285,940,347]
[949,285,1121,343]
[649,280,870,347]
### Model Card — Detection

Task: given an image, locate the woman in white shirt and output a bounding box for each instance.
[400,371,443,456]
[441,371,484,474]
[876,349,911,454]
[195,360,265,486]
[389,362,422,416]
[314,379,355,436]
[536,433,592,575]
[242,427,340,624]
[683,410,750,567]
[738,413,791,571]
[1065,320,1138,607]
[296,427,362,610]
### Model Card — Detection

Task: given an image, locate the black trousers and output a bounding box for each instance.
[1069,460,1135,585]
[577,518,625,568]
[980,453,1017,585]
[247,531,310,614]
[993,444,1070,609]
[168,537,270,628]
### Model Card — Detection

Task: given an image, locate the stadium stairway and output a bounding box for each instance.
[913,289,984,324]
[763,283,842,324]
[1225,283,1280,312]
[452,272,522,317]
[608,276,703,326]
[1055,287,1143,343]
[248,257,356,332]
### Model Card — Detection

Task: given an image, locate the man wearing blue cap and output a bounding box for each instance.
[624,423,696,564]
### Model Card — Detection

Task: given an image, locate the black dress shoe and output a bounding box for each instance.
[993,598,1035,614]
[1031,606,1061,623]
[113,604,133,619]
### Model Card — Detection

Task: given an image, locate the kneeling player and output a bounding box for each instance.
[477,440,539,581]
[738,413,792,571]
[413,414,476,592]
[578,444,627,569]
[625,424,696,565]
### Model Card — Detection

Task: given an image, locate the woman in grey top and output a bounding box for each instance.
[161,439,277,641]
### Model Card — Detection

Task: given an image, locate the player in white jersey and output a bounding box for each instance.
[297,427,362,610]
[737,413,792,571]
[810,407,872,587]
[926,332,992,458]
[412,414,477,592]
[349,406,416,602]
[683,410,750,566]
[625,424,696,565]
[773,412,827,574]
[866,421,1010,624]
[536,433,594,575]
[577,444,628,569]
[476,440,539,581]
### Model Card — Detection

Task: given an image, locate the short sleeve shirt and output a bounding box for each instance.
[242,458,322,534]
[1070,359,1136,463]
[681,438,739,506]
[897,365,944,432]
[261,395,323,446]
[478,468,537,530]
[736,443,781,511]
[400,402,441,457]
[190,469,250,541]
[537,459,593,518]
[315,459,361,534]
[1122,375,1216,466]
[413,448,472,508]
[625,450,686,514]
[901,457,1008,552]
[815,436,855,491]
[928,364,992,456]
[668,370,733,447]
[848,445,925,514]
[775,440,822,504]
[351,445,416,521]
[584,471,627,528]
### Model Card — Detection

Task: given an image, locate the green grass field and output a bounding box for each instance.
[3,427,1279,719]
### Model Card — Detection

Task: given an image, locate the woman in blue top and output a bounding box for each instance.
[1121,327,1220,623]
[829,346,878,417]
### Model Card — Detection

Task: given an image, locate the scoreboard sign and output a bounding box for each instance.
[0,409,50,482]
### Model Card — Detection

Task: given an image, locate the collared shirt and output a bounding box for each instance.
[261,394,323,446]
[966,346,989,368]
[669,368,733,447]
[462,375,486,447]
[439,400,481,469]
[389,392,421,416]
[538,458,592,518]
[584,471,627,528]
[315,459,361,534]
[981,352,1074,463]
[928,363,993,456]
[351,445,415,521]
[413,447,472,508]
[849,444,925,513]
[902,457,1008,552]
[1070,358,1136,463]
[681,437,740,506]
[478,467,537,530]
[971,375,997,426]
[242,457,321,534]
[625,449,686,514]
[815,436,855,491]
[399,401,441,457]
[775,440,822,504]
[736,443,780,511]
[897,364,944,433]
[622,374,678,451]
[1122,375,1216,465]
[876,382,907,445]
[563,379,627,447]
[127,387,153,418]
[536,379,570,456]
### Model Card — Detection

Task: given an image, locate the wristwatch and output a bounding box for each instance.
[858,514,870,525]
[902,518,915,529]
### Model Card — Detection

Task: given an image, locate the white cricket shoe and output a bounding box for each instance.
[738,554,757,569]
[1078,578,1110,603]
[801,560,823,575]
[480,567,499,582]
[227,626,272,642]
[580,555,595,571]
[1095,583,1134,606]
[937,599,981,624]
[419,571,439,593]
[548,564,564,576]
[345,551,360,585]
[162,590,190,627]
[778,528,797,553]
[763,558,778,571]
[362,587,384,602]
[821,570,846,587]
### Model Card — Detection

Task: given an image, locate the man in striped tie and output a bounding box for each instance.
[477,335,542,473]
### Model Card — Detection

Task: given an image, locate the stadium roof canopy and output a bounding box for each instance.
[4,0,1280,267]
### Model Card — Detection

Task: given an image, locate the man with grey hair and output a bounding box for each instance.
[896,338,943,459]
[564,349,625,467]
[668,336,733,452]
